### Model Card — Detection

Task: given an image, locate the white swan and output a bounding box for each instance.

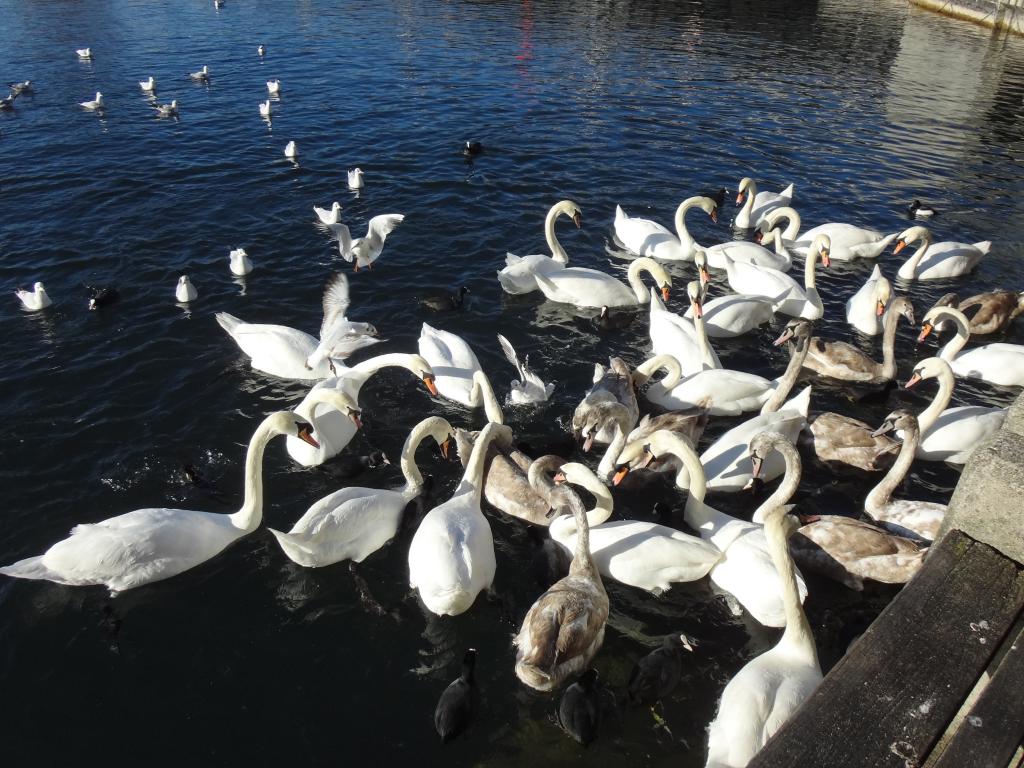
[139,76,156,91]
[418,323,502,417]
[641,322,807,417]
[758,206,896,262]
[650,282,722,375]
[497,200,582,294]
[270,416,454,567]
[408,421,511,616]
[0,411,319,593]
[613,195,717,262]
[286,353,437,467]
[904,357,1006,464]
[217,274,379,380]
[332,214,405,271]
[615,430,809,628]
[267,79,280,95]
[497,334,554,403]
[80,92,103,110]
[259,100,272,118]
[865,410,946,541]
[536,256,672,310]
[895,226,990,280]
[705,433,821,767]
[919,305,1024,388]
[314,202,342,225]
[683,287,775,339]
[721,236,829,319]
[732,177,794,229]
[704,227,791,272]
[228,247,253,276]
[15,282,52,310]
[174,275,197,303]
[348,168,364,189]
[697,386,812,492]
[284,141,297,159]
[550,463,721,593]
[845,264,891,336]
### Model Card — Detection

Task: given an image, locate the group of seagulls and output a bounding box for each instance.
[6,26,1022,767]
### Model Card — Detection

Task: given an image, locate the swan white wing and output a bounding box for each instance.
[650,304,720,375]
[418,324,482,405]
[685,294,775,338]
[614,208,676,257]
[951,345,1024,386]
[286,378,362,466]
[705,241,788,271]
[649,369,771,416]
[497,253,565,294]
[10,508,242,591]
[535,268,636,308]
[701,410,806,492]
[217,315,326,380]
[845,267,885,335]
[725,259,802,301]
[270,488,408,566]
[917,406,1006,463]
[899,241,989,280]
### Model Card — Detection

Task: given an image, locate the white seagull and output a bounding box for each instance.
[497,334,554,404]
[16,282,52,311]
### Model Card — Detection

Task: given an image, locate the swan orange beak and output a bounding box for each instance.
[709,208,718,224]
[692,297,703,319]
[661,285,671,302]
[735,192,745,205]
[820,249,831,268]
[750,455,764,480]
[773,328,794,346]
[612,466,629,486]
[582,432,595,453]
[876,299,886,317]
[348,409,363,431]
[573,211,582,229]
[917,322,933,343]
[297,424,320,449]
[553,472,567,485]
[894,239,907,254]
[439,436,452,460]
[699,265,710,287]
[905,372,923,389]
[754,230,764,244]
[423,375,439,396]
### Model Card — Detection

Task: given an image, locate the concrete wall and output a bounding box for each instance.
[912,0,1024,36]
[938,392,1024,563]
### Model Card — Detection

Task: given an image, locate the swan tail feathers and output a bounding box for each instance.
[215,312,242,336]
[973,241,992,254]
[615,205,626,222]
[0,556,66,583]
[779,183,795,199]
[869,264,882,279]
[504,252,522,266]
[267,529,323,568]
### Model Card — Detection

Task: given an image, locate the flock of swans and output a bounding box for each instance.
[7,52,1024,761]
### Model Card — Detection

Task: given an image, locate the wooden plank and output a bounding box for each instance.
[930,621,1024,768]
[749,531,1024,768]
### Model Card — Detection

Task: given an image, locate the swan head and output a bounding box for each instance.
[811,234,831,267]
[918,303,965,343]
[611,439,656,485]
[304,389,363,430]
[735,177,755,204]
[894,226,930,254]
[886,296,915,328]
[695,196,718,223]
[773,318,813,347]
[874,277,893,317]
[408,354,439,395]
[266,411,319,448]
[748,431,791,481]
[577,402,631,453]
[871,409,916,438]
[904,356,950,390]
[686,280,704,318]
[693,248,710,286]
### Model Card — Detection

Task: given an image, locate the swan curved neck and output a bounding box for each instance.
[461,422,511,501]
[673,199,698,251]
[399,418,443,493]
[766,505,816,658]
[740,180,757,218]
[693,306,715,370]
[526,455,563,505]
[803,245,820,290]
[763,336,810,414]
[752,440,800,524]
[565,469,614,529]
[635,353,682,389]
[230,418,278,532]
[880,307,903,380]
[777,208,801,241]
[597,422,628,481]
[471,370,504,424]
[646,432,709,528]
[918,365,955,434]
[934,309,969,361]
[865,423,918,514]
[545,203,570,264]
[903,234,931,278]
[627,259,660,303]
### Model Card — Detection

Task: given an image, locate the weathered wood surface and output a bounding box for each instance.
[749,531,1024,768]
[930,621,1024,768]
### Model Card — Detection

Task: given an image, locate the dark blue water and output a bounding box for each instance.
[2,0,1023,764]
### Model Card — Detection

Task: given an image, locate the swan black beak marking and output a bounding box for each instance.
[905,372,923,389]
[870,421,894,438]
[573,211,582,229]
[297,423,320,449]
[917,322,933,344]
[348,409,363,430]
[439,436,451,460]
[661,285,671,302]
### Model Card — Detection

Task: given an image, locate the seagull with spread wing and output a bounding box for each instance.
[305,272,380,373]
[330,213,405,271]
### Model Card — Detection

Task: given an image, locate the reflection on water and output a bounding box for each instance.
[2,0,1024,765]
